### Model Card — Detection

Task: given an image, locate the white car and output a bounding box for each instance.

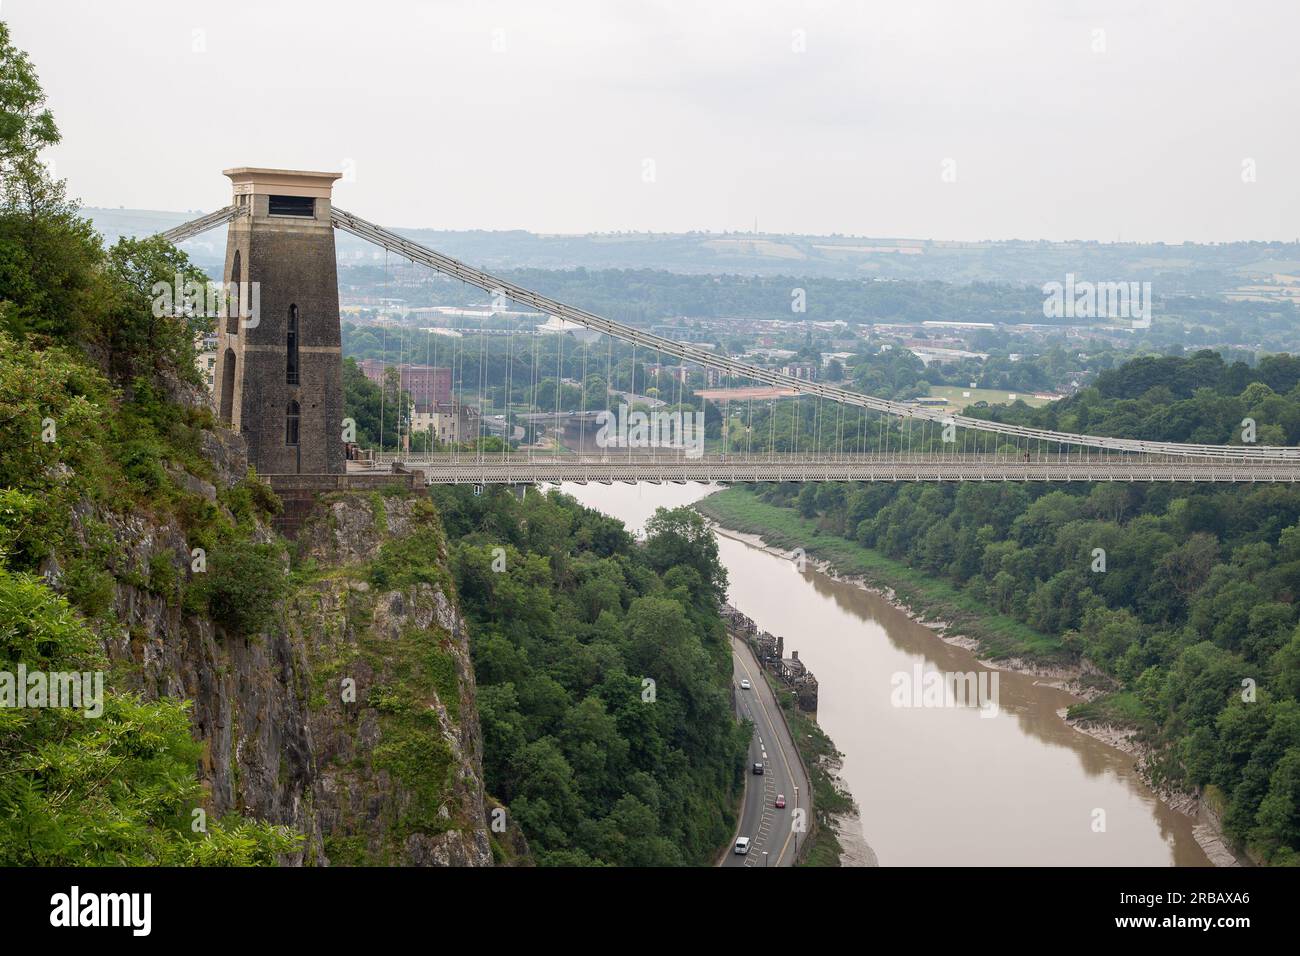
[734,837,751,855]
[739,678,751,690]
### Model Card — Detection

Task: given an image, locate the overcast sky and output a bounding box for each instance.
[11,0,1300,242]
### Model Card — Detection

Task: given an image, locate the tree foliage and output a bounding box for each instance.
[434,487,747,865]
[0,27,299,865]
[759,353,1300,868]
[0,567,298,864]
[759,351,1300,862]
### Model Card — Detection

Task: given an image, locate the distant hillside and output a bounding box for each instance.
[82,206,1300,290]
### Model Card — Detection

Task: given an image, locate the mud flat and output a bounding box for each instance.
[1058,708,1243,866]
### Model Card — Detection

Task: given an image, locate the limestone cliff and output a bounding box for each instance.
[291,492,492,865]
[44,427,499,866]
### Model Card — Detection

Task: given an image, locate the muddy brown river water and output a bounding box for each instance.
[562,482,1211,866]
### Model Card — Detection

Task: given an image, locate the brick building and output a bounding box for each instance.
[356,360,452,411]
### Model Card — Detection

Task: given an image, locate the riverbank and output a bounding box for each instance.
[695,486,1244,867]
[776,685,877,867]
[696,487,1064,662]
[730,608,874,867]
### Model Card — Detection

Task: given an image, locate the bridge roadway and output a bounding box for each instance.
[383,453,1300,485]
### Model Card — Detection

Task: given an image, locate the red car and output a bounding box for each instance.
[775,794,786,809]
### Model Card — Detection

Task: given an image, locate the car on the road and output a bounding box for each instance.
[739,678,751,690]
[752,762,764,775]
[775,794,786,809]
[734,837,751,855]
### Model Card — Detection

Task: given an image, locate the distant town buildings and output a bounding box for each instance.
[820,351,856,367]
[907,346,990,365]
[651,324,713,343]
[410,401,480,446]
[356,360,452,409]
[665,363,723,388]
[778,362,819,381]
[536,316,601,344]
[356,360,489,448]
[195,332,218,393]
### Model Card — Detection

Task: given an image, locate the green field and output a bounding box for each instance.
[696,487,1063,661]
[926,385,1057,413]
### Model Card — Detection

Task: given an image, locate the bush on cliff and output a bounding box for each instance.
[0,566,299,864]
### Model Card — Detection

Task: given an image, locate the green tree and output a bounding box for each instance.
[643,507,727,602]
[435,488,742,865]
[0,568,297,864]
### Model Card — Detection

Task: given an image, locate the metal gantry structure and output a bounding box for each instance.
[165,204,1300,485]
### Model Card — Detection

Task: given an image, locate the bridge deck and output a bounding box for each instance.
[369,454,1300,484]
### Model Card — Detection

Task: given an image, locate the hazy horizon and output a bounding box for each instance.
[76,202,1300,247]
[14,0,1300,243]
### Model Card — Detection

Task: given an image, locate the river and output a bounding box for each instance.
[561,481,1211,867]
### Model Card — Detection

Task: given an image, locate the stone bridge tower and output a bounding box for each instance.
[213,167,345,474]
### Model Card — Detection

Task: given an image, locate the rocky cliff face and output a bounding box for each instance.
[45,426,497,866]
[291,492,492,865]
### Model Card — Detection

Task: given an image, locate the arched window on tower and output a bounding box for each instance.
[219,348,236,424]
[286,304,300,385]
[226,251,242,335]
[286,400,300,446]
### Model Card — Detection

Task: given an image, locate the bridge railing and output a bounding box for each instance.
[369,449,1253,468]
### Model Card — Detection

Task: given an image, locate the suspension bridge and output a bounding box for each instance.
[160,179,1300,486]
